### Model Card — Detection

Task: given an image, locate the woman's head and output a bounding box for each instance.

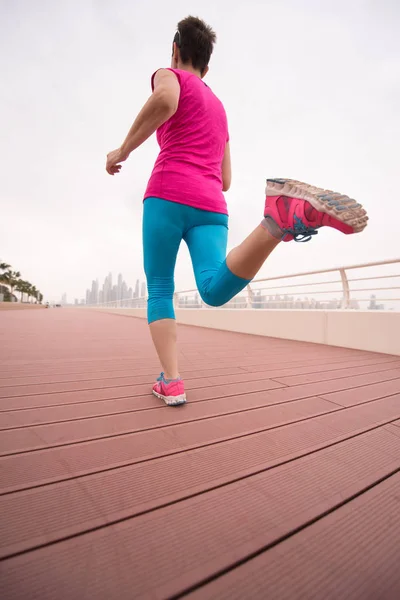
[171,16,216,77]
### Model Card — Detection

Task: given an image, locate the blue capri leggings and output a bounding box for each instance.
[143,197,251,324]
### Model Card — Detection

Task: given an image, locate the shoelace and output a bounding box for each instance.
[157,372,181,384]
[285,215,319,243]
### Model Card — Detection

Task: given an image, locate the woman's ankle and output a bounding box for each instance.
[164,371,180,381]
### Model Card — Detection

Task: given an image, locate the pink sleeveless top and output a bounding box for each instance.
[144,68,229,214]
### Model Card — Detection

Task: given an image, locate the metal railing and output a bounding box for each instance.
[86,258,400,312]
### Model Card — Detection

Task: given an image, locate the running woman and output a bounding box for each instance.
[106,16,368,406]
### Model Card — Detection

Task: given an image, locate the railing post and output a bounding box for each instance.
[339,268,351,309]
[246,284,253,309]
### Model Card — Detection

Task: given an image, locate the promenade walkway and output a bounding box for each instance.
[1,308,400,599]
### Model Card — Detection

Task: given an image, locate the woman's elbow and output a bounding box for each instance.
[222,179,231,192]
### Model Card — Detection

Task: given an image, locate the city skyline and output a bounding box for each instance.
[177,291,387,311]
[79,272,146,306]
[58,273,147,305]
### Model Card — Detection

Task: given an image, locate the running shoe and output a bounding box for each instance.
[264,178,368,242]
[152,373,187,406]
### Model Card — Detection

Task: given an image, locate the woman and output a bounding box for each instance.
[106,16,367,406]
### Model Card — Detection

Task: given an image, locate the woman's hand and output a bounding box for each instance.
[106,148,128,175]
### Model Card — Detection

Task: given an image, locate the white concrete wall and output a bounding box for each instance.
[93,308,400,356]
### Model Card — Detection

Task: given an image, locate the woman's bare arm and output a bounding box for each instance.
[106,70,180,175]
[222,141,231,191]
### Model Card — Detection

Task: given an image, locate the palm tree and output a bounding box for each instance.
[0,266,10,285]
[0,269,20,302]
[30,286,38,304]
[23,282,31,303]
[17,280,34,303]
[4,271,21,296]
[15,279,27,303]
[25,283,33,303]
[0,262,44,304]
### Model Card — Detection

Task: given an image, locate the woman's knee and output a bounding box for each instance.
[147,276,174,299]
[147,276,175,323]
[198,288,227,308]
[197,265,250,308]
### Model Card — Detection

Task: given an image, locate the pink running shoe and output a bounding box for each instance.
[264,179,368,242]
[152,373,186,406]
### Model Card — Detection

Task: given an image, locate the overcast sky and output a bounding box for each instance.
[1,0,399,301]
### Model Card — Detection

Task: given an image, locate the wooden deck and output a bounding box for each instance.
[1,308,400,599]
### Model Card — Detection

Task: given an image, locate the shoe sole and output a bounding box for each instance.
[266,178,368,233]
[152,389,187,406]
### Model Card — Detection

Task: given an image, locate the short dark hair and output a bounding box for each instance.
[175,16,216,73]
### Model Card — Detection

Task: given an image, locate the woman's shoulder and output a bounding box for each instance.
[150,68,185,90]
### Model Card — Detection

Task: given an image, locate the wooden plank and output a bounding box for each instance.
[1,395,398,494]
[272,360,400,386]
[1,433,399,598]
[322,378,400,406]
[2,370,400,455]
[1,354,396,389]
[2,423,400,560]
[187,473,400,599]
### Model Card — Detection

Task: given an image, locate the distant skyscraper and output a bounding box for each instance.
[90,279,99,305]
[74,298,79,305]
[61,292,67,305]
[140,282,146,298]
[102,272,112,304]
[134,279,139,298]
[117,273,123,301]
[85,289,90,305]
[101,276,106,303]
[128,287,133,299]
